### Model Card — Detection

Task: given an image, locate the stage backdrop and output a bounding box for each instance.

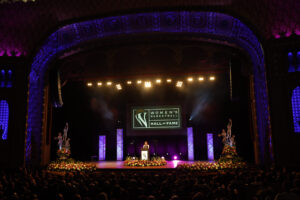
[132,106,181,130]
[128,105,184,136]
[126,105,186,159]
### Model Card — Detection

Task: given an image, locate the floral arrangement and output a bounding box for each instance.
[217,119,244,163]
[177,161,247,171]
[221,144,238,156]
[47,160,96,172]
[218,144,243,163]
[124,156,167,167]
[49,123,96,172]
[57,149,71,160]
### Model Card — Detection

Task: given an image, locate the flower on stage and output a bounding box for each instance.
[47,160,96,172]
[218,144,243,163]
[221,144,238,156]
[57,148,71,160]
[124,156,167,167]
[177,161,246,171]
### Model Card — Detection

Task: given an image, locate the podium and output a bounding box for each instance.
[141,147,149,160]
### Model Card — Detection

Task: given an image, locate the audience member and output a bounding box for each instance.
[0,167,299,200]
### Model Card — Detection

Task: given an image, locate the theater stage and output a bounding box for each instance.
[93,161,206,170]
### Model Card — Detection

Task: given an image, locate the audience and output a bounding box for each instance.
[0,167,299,200]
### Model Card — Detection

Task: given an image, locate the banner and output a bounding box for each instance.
[132,106,181,129]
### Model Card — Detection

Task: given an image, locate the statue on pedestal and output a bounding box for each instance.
[218,119,240,163]
[55,122,71,160]
[218,119,235,147]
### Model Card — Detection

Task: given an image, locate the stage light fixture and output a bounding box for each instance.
[209,76,215,81]
[127,81,132,85]
[116,84,122,90]
[97,82,102,86]
[198,77,204,81]
[156,79,161,84]
[187,77,193,82]
[137,80,142,84]
[166,79,172,83]
[87,82,93,87]
[106,81,112,86]
[176,81,183,87]
[144,81,152,88]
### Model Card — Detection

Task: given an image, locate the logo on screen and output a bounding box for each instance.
[134,111,148,128]
[132,107,181,129]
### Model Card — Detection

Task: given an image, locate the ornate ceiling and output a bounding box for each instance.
[0,0,299,57]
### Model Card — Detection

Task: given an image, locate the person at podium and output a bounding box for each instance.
[143,141,150,150]
[141,141,150,160]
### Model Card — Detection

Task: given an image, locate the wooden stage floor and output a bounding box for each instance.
[93,161,207,170]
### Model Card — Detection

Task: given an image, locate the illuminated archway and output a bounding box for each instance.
[0,100,9,140]
[27,11,271,165]
[292,86,300,133]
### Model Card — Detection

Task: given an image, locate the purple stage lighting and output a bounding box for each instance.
[292,87,300,133]
[187,127,194,160]
[207,133,214,161]
[116,129,123,160]
[99,135,106,160]
[173,155,178,160]
[297,52,300,72]
[288,52,295,72]
[26,11,270,165]
[0,100,9,140]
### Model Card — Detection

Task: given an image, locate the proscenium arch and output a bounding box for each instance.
[27,11,271,165]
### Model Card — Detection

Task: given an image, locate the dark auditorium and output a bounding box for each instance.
[0,0,299,199]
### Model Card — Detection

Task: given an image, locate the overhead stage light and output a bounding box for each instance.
[166,79,172,83]
[97,82,102,86]
[137,80,142,84]
[127,81,132,85]
[209,76,215,81]
[156,79,161,84]
[198,77,204,81]
[87,82,93,87]
[116,84,122,90]
[176,81,183,88]
[187,77,193,82]
[144,81,152,88]
[107,81,112,86]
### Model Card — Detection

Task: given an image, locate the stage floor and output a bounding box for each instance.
[94,161,205,170]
